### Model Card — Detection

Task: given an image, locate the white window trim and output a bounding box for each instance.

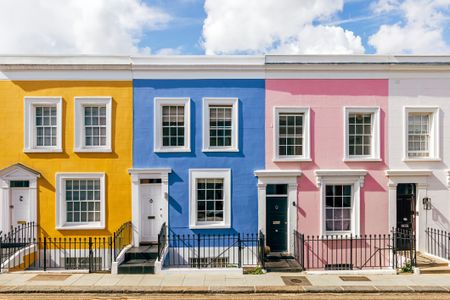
[315,169,367,236]
[74,97,112,153]
[154,97,191,153]
[202,97,239,152]
[56,172,106,230]
[403,106,440,162]
[273,106,311,162]
[24,96,62,153]
[343,107,381,162]
[189,169,231,229]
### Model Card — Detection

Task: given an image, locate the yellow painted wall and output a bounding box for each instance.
[0,81,132,237]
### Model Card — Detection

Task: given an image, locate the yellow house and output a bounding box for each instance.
[0,56,133,238]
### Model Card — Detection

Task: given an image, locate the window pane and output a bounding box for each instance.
[65,179,101,224]
[407,113,431,158]
[162,105,185,147]
[35,105,57,147]
[209,105,233,148]
[84,105,107,147]
[348,113,372,156]
[324,184,352,233]
[196,178,224,223]
[278,113,303,157]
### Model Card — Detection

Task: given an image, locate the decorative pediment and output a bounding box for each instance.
[314,169,367,187]
[0,163,40,180]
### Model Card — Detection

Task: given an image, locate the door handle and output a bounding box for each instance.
[148,216,155,220]
[9,205,14,209]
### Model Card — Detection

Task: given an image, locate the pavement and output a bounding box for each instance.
[1,272,450,294]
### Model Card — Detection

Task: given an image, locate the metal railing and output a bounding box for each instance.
[426,227,449,261]
[258,230,266,269]
[293,228,416,271]
[163,232,262,268]
[157,222,167,261]
[0,222,36,272]
[113,221,132,261]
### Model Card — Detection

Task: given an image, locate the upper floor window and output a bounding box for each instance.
[24,97,62,153]
[344,107,380,161]
[203,98,238,152]
[74,97,112,153]
[154,98,190,152]
[405,107,439,161]
[274,107,310,161]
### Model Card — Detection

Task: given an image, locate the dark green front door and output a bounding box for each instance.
[266,194,288,252]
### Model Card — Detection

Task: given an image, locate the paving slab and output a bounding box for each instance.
[70,274,105,286]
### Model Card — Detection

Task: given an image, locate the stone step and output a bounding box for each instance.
[118,259,156,274]
[125,245,158,261]
[420,266,450,274]
[264,257,303,273]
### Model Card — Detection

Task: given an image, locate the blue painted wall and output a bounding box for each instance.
[133,79,265,235]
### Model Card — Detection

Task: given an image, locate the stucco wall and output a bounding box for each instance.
[265,79,389,236]
[133,79,265,235]
[0,81,133,237]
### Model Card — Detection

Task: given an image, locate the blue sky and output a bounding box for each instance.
[0,0,449,55]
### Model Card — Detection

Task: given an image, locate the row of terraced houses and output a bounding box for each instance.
[0,55,449,274]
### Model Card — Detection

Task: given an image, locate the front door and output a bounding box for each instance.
[140,179,163,243]
[266,184,288,253]
[396,183,416,250]
[10,187,30,227]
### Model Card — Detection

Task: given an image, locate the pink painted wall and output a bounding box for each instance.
[266,79,389,235]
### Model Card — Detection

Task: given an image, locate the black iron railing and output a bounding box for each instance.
[0,222,36,272]
[113,221,132,261]
[426,227,449,261]
[157,222,167,261]
[293,228,416,271]
[258,230,266,269]
[163,232,261,268]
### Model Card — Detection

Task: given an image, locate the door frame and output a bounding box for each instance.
[255,170,301,255]
[129,168,171,247]
[0,163,40,233]
[386,169,432,251]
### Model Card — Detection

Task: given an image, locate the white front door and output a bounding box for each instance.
[140,183,163,243]
[10,188,30,227]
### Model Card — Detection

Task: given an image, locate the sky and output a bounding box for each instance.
[0,0,449,55]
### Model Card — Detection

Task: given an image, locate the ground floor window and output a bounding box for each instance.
[189,169,231,229]
[56,173,105,230]
[325,184,352,233]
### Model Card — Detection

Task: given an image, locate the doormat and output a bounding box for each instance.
[339,276,371,281]
[281,276,312,286]
[29,274,71,281]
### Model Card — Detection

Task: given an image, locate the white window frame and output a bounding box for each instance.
[74,97,112,153]
[24,96,62,153]
[202,98,239,152]
[273,107,310,162]
[343,107,380,161]
[56,172,105,230]
[189,169,231,229]
[315,170,366,236]
[403,107,440,161]
[154,97,191,153]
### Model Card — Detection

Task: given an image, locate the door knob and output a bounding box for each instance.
[275,229,278,232]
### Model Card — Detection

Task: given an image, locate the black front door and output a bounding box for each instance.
[396,183,416,250]
[266,184,288,253]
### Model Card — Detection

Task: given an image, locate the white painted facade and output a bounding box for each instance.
[388,77,450,252]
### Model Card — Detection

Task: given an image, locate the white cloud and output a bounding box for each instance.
[201,0,365,55]
[0,0,171,55]
[369,0,450,54]
[156,47,183,55]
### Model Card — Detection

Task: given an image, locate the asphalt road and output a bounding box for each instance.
[1,293,450,300]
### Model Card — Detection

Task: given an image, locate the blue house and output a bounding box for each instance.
[128,57,265,268]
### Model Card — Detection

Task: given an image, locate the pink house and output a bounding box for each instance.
[256,74,390,269]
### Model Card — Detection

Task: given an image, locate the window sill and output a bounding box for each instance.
[189,224,231,230]
[273,157,312,162]
[343,158,382,162]
[403,158,441,162]
[24,148,63,153]
[154,147,191,153]
[202,148,239,153]
[56,224,105,230]
[74,147,112,153]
